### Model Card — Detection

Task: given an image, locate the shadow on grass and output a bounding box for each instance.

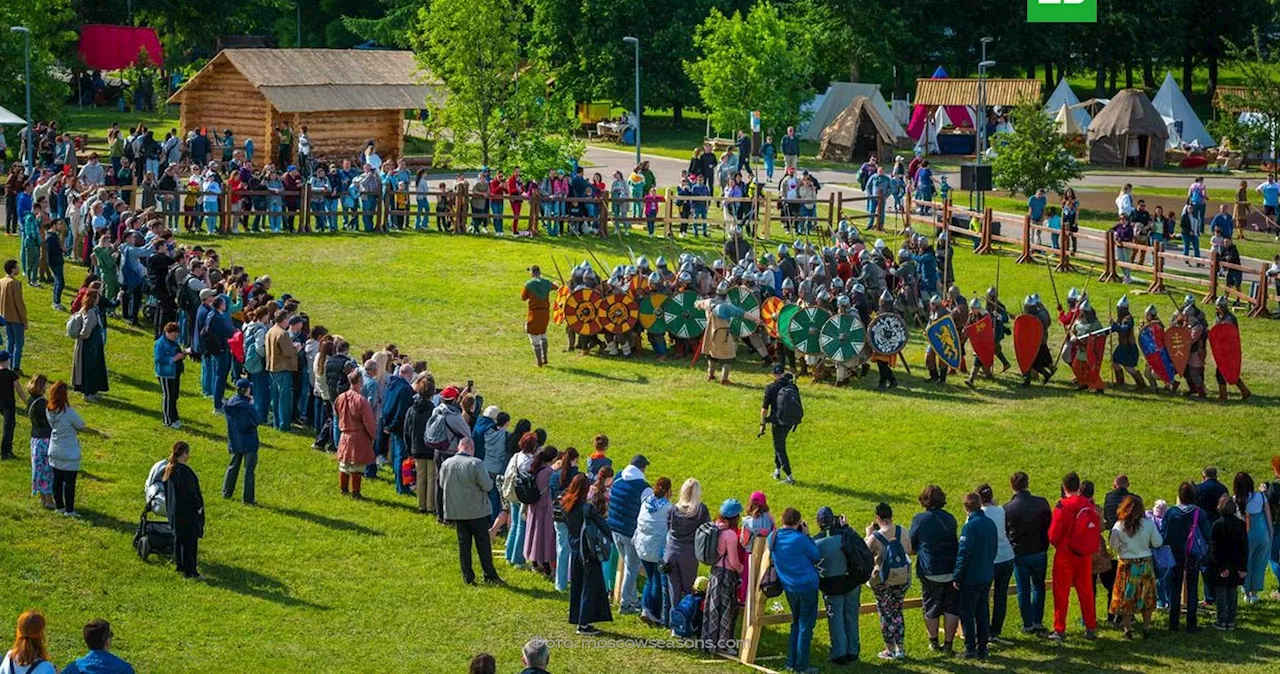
[90,394,227,442]
[79,508,139,536]
[362,495,420,513]
[258,504,384,537]
[200,560,329,610]
[553,366,650,385]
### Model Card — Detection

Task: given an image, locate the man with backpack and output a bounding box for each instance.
[813,507,874,665]
[425,386,471,523]
[1047,472,1100,641]
[1162,481,1213,633]
[761,363,802,484]
[608,455,653,615]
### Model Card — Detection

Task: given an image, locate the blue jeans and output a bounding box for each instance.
[1013,551,1048,630]
[991,559,1014,637]
[1269,522,1280,590]
[50,262,64,306]
[200,352,217,397]
[268,198,283,232]
[613,532,642,611]
[784,589,818,671]
[269,371,293,430]
[205,201,220,233]
[505,501,527,566]
[1183,233,1200,257]
[362,196,378,231]
[391,436,411,495]
[490,201,504,233]
[210,351,231,410]
[825,587,861,661]
[249,370,270,424]
[555,521,572,591]
[641,559,670,624]
[416,198,430,230]
[222,450,257,503]
[763,156,775,180]
[6,323,24,371]
[488,472,502,522]
[959,581,992,655]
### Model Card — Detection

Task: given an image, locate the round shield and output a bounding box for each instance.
[639,292,668,333]
[868,313,909,354]
[551,285,570,325]
[727,287,761,338]
[662,290,706,339]
[777,304,801,350]
[598,292,640,335]
[564,288,604,336]
[760,297,785,338]
[820,314,866,362]
[786,307,832,355]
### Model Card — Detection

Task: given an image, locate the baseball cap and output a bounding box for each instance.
[235,378,252,390]
[441,386,461,401]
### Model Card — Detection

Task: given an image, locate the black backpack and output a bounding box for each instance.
[165,263,189,300]
[844,527,875,586]
[514,467,541,505]
[200,312,226,355]
[775,381,804,426]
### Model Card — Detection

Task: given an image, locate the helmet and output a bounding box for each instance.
[636,256,650,269]
[1080,300,1094,314]
[874,238,886,250]
[837,294,851,307]
[781,278,795,291]
[879,289,893,303]
[858,249,869,263]
[937,232,948,243]
[1215,295,1229,310]
[1144,304,1158,318]
[677,271,692,285]
[947,284,961,298]
[1116,295,1130,309]
[831,277,845,290]
[584,269,598,284]
[713,259,725,271]
[678,253,691,266]
[838,219,850,232]
[1023,294,1034,308]
[969,297,982,310]
[1066,287,1080,303]
[716,281,730,296]
[647,272,662,286]
[656,256,668,268]
[816,289,832,302]
[612,265,625,279]
[1029,293,1042,306]
[852,283,865,294]
[986,287,998,300]
[1183,293,1195,308]
[743,271,756,285]
[625,265,636,277]
[777,244,789,256]
[764,253,776,265]
[793,239,804,251]
[898,248,910,262]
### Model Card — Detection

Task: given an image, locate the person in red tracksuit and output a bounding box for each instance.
[505,168,523,234]
[1048,471,1098,641]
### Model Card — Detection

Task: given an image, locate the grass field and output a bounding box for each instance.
[1,224,1279,673]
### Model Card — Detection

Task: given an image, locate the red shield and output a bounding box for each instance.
[1166,326,1193,374]
[1208,322,1242,385]
[1086,333,1108,371]
[1012,314,1044,375]
[964,314,996,368]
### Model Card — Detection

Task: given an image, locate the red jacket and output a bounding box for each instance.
[1049,494,1091,549]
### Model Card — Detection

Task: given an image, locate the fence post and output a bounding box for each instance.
[828,192,837,236]
[834,191,843,227]
[1056,228,1073,272]
[1098,231,1117,283]
[762,195,772,240]
[1147,241,1165,294]
[941,199,952,240]
[599,195,610,237]
[1250,262,1269,318]
[529,193,540,236]
[377,189,387,233]
[904,190,914,229]
[974,207,993,254]
[738,538,768,666]
[664,189,674,238]
[220,189,231,234]
[301,184,311,234]
[1203,249,1220,303]
[1016,214,1033,264]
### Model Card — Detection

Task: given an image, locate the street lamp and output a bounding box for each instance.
[975,58,996,212]
[623,36,641,165]
[10,26,32,174]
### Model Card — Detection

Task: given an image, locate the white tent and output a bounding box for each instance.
[890,98,912,126]
[1152,71,1215,149]
[1054,104,1083,135]
[802,82,906,142]
[0,105,23,125]
[1044,78,1091,132]
[797,92,827,136]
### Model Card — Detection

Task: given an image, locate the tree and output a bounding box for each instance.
[684,1,813,134]
[1218,32,1280,161]
[411,0,582,173]
[990,103,1082,197]
[0,0,73,147]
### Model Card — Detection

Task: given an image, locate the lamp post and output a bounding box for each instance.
[10,26,32,174]
[623,36,641,165]
[976,45,996,212]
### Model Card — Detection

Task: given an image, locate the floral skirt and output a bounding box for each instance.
[30,438,52,496]
[1110,557,1157,616]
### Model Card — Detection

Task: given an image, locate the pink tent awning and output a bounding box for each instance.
[906,66,972,140]
[78,25,164,70]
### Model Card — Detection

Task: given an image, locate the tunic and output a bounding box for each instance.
[696,298,737,360]
[522,277,554,335]
[1110,313,1139,367]
[335,390,377,471]
[523,465,556,564]
[72,310,109,395]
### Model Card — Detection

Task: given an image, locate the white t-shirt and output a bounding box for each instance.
[982,504,1015,564]
[1,653,57,674]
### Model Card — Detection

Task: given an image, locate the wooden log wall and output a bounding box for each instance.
[297,109,405,165]
[177,59,272,162]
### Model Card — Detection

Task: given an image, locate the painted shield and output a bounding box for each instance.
[639,292,668,334]
[869,313,909,356]
[564,288,603,336]
[787,307,832,355]
[761,296,785,338]
[1208,322,1242,385]
[1086,332,1108,370]
[925,315,963,370]
[662,290,706,339]
[1012,314,1044,375]
[727,287,761,338]
[551,285,570,325]
[777,304,801,350]
[819,313,866,362]
[1139,323,1175,384]
[1165,325,1193,374]
[964,314,996,369]
[598,292,640,335]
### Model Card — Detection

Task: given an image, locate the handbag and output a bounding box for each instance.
[760,532,783,598]
[579,510,611,563]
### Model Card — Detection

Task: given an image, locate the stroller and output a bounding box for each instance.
[134,494,174,561]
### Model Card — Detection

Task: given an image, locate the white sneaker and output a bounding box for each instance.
[65,511,81,518]
[772,469,781,480]
[168,421,182,429]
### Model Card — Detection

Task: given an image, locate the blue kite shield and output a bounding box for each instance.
[926,315,963,370]
[1139,323,1175,384]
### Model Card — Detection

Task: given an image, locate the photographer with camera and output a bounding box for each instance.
[760,363,802,485]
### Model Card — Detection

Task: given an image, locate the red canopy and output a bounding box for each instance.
[78,25,164,70]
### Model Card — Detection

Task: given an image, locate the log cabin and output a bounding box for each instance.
[167,48,439,164]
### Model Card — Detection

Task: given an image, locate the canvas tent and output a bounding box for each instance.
[1044,78,1090,132]
[0,105,24,125]
[1152,71,1214,149]
[802,82,905,142]
[1086,89,1168,167]
[817,96,898,162]
[1054,104,1083,135]
[906,66,974,140]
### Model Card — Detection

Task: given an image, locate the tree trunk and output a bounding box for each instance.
[1124,60,1133,89]
[1044,62,1055,89]
[1095,67,1106,97]
[1207,57,1219,99]
[1142,53,1155,89]
[1026,63,1036,79]
[1108,67,1117,92]
[672,103,683,129]
[849,57,862,83]
[1182,53,1194,98]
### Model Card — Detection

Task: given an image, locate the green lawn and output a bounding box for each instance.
[1,225,1279,673]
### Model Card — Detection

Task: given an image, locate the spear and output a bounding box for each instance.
[550,257,566,285]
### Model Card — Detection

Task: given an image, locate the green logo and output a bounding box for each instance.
[1028,0,1097,23]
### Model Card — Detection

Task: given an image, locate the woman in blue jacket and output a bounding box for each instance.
[153,321,186,429]
[772,507,820,673]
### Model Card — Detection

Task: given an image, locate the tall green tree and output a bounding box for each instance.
[412,0,581,173]
[685,1,813,133]
[1,0,74,146]
[990,103,1081,197]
